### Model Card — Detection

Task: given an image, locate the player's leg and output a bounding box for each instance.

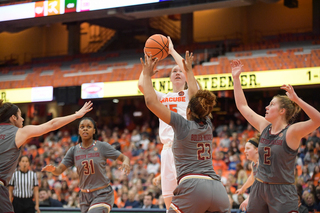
[79,192,90,213]
[266,184,298,213]
[161,148,177,210]
[88,186,114,213]
[246,181,269,213]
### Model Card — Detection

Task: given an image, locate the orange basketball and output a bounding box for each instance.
[144,34,169,61]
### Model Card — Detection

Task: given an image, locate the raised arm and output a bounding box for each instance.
[282,84,320,150]
[15,102,93,148]
[138,65,159,95]
[41,163,67,176]
[168,37,198,98]
[182,51,198,98]
[231,60,269,132]
[141,55,171,124]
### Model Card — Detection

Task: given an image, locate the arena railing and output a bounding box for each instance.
[39,207,244,213]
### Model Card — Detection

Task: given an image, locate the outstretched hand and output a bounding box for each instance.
[75,101,93,118]
[230,59,244,78]
[280,84,299,102]
[239,198,249,212]
[182,51,194,73]
[118,163,130,176]
[235,187,245,195]
[41,164,56,173]
[140,54,159,77]
[167,36,174,55]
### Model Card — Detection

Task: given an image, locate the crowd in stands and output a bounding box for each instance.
[17,115,320,212]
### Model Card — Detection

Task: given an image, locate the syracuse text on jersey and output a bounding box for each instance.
[160,96,186,103]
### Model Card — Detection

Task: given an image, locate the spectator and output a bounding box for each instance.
[147,155,160,175]
[64,195,78,208]
[235,119,244,133]
[300,165,311,183]
[39,188,63,207]
[303,193,317,212]
[236,169,248,185]
[307,130,320,147]
[229,140,240,156]
[140,192,159,209]
[228,155,241,171]
[158,195,165,209]
[242,124,255,139]
[298,194,309,213]
[311,166,320,187]
[124,190,140,208]
[140,133,150,151]
[131,129,141,146]
[219,132,231,149]
[308,156,319,176]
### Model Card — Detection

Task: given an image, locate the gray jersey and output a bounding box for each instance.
[61,140,121,189]
[0,124,20,185]
[257,124,297,184]
[252,161,258,177]
[170,112,220,182]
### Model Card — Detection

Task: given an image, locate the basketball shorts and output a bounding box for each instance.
[79,185,114,213]
[169,176,230,213]
[247,180,298,213]
[0,184,14,213]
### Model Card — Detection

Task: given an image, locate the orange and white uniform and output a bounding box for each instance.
[155,89,190,198]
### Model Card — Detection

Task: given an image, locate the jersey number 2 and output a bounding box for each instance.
[263,147,271,165]
[82,159,95,175]
[197,143,211,160]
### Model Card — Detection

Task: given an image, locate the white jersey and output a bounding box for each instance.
[155,89,189,145]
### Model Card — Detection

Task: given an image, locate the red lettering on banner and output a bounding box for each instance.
[76,155,86,161]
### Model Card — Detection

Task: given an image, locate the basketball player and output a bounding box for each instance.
[42,117,130,213]
[235,136,260,211]
[138,37,199,210]
[140,54,230,213]
[0,100,92,213]
[231,59,320,213]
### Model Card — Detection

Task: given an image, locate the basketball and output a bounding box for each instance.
[144,34,169,61]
